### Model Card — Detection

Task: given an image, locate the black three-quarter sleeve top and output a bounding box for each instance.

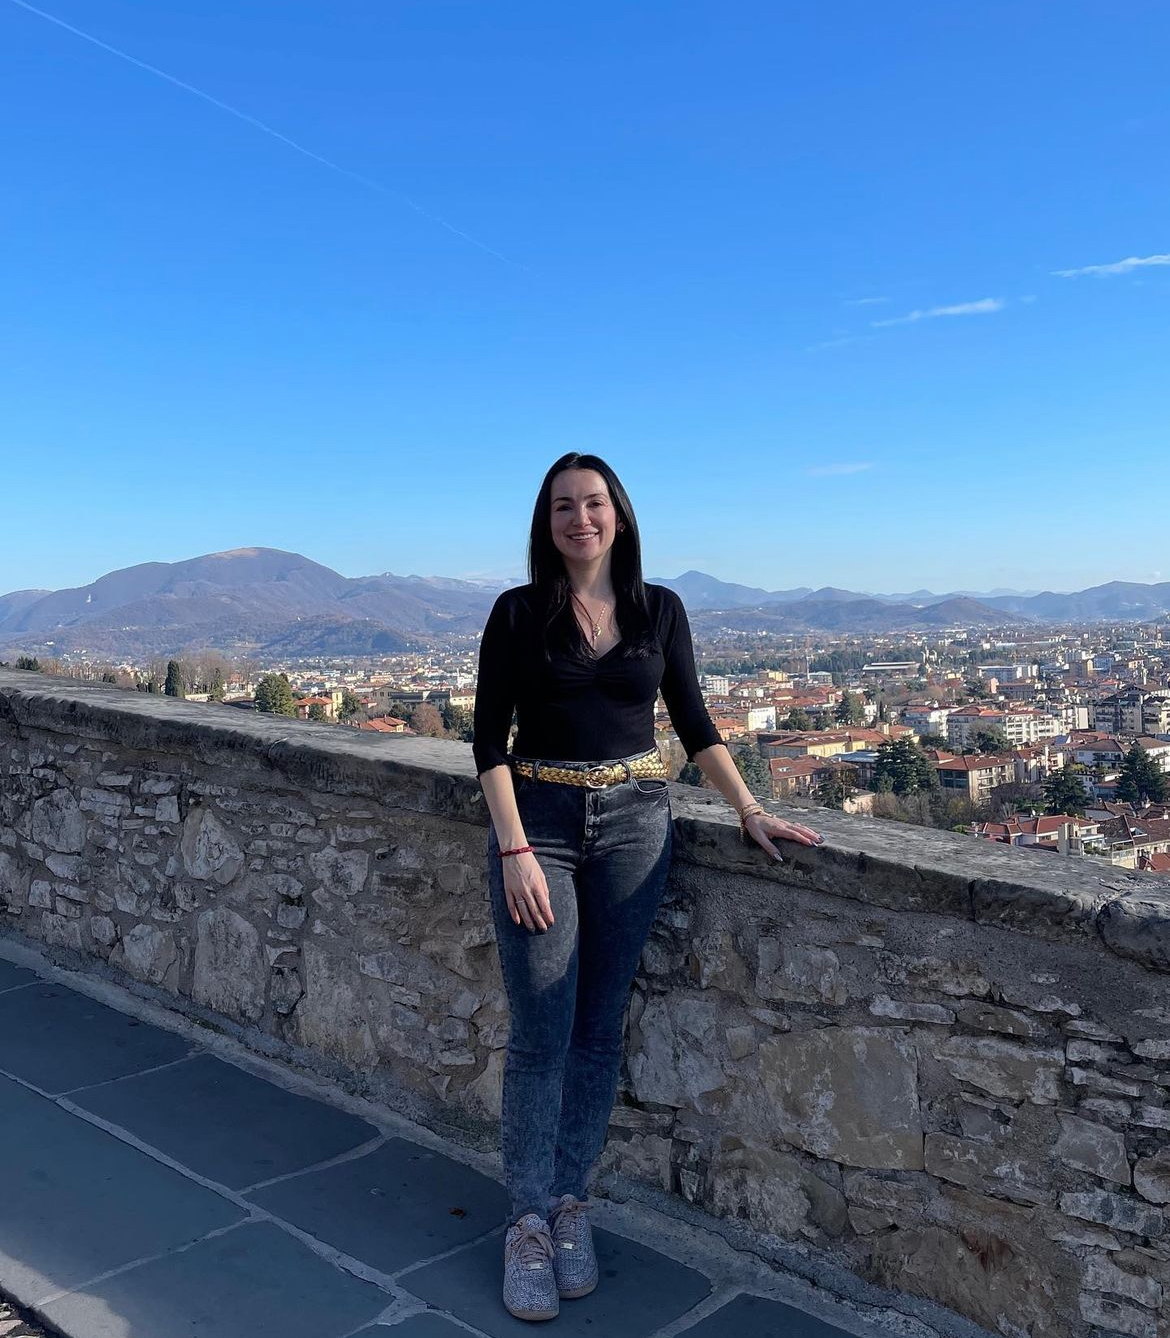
[472,583,723,775]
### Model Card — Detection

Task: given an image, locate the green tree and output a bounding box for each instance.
[164,660,185,698]
[1117,743,1168,806]
[336,689,361,723]
[964,678,989,700]
[15,656,41,672]
[307,702,329,722]
[874,738,938,796]
[1044,762,1087,816]
[834,692,865,726]
[733,743,771,799]
[783,709,812,731]
[917,732,948,750]
[970,728,1010,755]
[815,770,854,810]
[101,670,118,684]
[254,672,296,716]
[678,760,704,786]
[208,666,225,701]
[441,702,476,742]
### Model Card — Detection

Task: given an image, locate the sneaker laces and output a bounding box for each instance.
[507,1217,555,1271]
[550,1196,588,1246]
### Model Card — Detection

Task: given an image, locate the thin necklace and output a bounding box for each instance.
[570,591,608,646]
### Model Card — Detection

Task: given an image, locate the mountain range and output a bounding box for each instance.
[2,549,1169,660]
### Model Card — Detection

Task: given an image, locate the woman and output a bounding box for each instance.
[472,453,823,1322]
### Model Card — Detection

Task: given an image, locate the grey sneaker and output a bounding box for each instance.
[548,1194,598,1299]
[503,1213,559,1321]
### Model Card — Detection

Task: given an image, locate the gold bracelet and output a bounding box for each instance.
[738,802,764,838]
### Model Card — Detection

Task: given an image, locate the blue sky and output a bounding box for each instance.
[2,0,1167,597]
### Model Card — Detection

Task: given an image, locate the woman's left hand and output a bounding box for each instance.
[743,811,824,862]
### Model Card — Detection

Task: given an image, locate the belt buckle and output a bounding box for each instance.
[583,764,611,789]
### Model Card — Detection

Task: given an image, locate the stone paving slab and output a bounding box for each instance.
[248,1137,509,1273]
[73,1053,380,1189]
[0,984,191,1094]
[39,1221,388,1338]
[402,1227,711,1337]
[0,959,37,992]
[350,1317,472,1336]
[0,1075,243,1306]
[685,1291,854,1336]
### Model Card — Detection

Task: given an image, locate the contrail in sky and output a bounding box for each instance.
[6,0,519,267]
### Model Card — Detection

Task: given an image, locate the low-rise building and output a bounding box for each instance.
[936,754,1019,803]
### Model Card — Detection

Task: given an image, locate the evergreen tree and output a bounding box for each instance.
[970,728,1010,754]
[336,689,360,723]
[307,702,329,722]
[441,703,476,741]
[815,770,854,810]
[208,667,225,701]
[874,738,938,796]
[678,761,704,786]
[101,670,118,684]
[733,743,771,799]
[1118,743,1168,806]
[834,692,865,726]
[1044,762,1086,815]
[254,672,296,716]
[783,709,813,731]
[164,660,185,698]
[15,656,41,672]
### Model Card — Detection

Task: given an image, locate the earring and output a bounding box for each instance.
[617,523,625,532]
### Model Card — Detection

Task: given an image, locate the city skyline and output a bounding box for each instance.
[2,2,1168,595]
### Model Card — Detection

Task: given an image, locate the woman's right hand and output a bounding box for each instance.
[502,851,555,932]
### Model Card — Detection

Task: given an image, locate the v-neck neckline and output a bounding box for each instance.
[590,639,624,663]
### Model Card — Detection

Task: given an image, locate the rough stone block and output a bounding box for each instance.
[30,788,86,853]
[1078,1291,1157,1338]
[1060,1189,1163,1237]
[936,1036,1063,1104]
[1083,1253,1162,1309]
[759,1026,923,1169]
[924,1132,1044,1204]
[192,906,265,1022]
[1135,1149,1170,1205]
[756,938,849,1005]
[118,924,178,986]
[1055,1112,1131,1185]
[181,808,244,885]
[955,1003,1043,1037]
[709,1139,847,1240]
[870,994,954,1024]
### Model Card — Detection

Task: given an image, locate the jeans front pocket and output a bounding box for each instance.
[630,776,669,797]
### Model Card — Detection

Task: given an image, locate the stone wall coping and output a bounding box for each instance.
[2,669,1167,974]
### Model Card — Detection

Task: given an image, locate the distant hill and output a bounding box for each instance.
[2,552,1168,659]
[979,581,1170,622]
[690,592,1023,635]
[0,548,500,659]
[650,571,812,609]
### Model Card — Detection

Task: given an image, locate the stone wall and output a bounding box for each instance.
[2,669,1169,1338]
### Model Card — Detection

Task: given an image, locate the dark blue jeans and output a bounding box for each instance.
[487,757,673,1224]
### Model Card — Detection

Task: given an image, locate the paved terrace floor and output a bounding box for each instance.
[0,950,963,1338]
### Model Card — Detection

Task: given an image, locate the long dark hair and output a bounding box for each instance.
[527,453,655,660]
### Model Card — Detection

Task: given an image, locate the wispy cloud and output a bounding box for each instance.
[804,462,874,477]
[845,296,889,306]
[1053,253,1170,278]
[872,298,1005,328]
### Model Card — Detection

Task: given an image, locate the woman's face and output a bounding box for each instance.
[549,468,619,567]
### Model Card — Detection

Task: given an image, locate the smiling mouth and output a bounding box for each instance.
[568,532,598,540]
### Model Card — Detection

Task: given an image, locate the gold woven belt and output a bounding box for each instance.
[510,748,668,789]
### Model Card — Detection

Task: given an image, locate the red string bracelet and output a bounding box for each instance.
[500,844,534,859]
